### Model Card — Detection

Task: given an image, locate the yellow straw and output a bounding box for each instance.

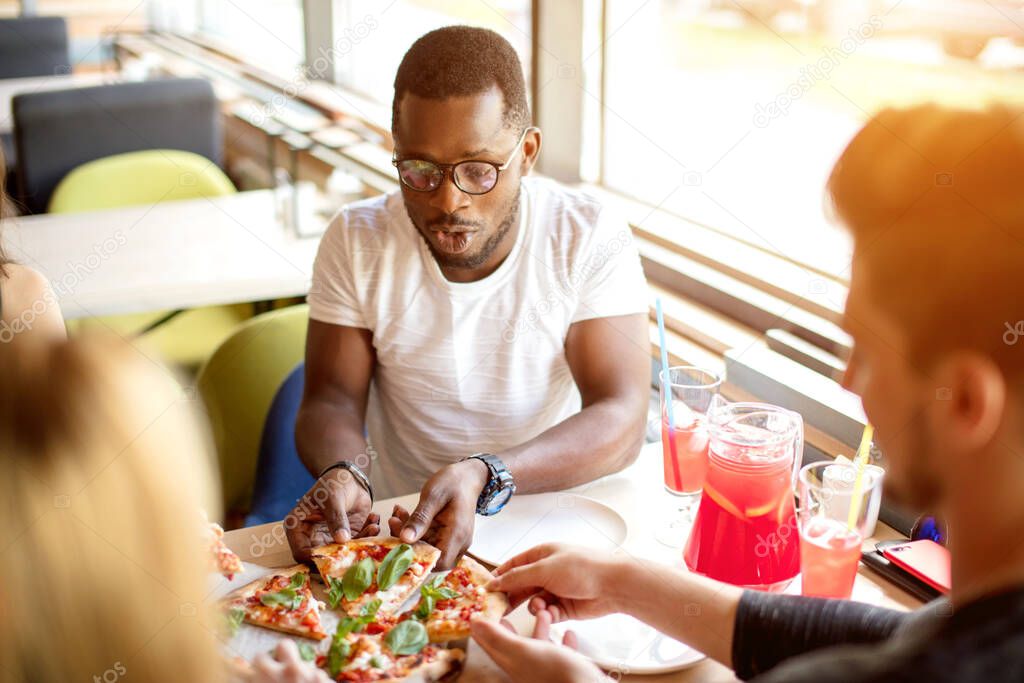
[846,424,874,531]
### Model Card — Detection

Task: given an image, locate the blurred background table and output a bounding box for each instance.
[6,188,324,320]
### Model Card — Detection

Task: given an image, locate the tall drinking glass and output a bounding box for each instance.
[655,366,722,548]
[797,461,885,599]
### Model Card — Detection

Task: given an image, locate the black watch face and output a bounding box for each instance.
[483,486,514,515]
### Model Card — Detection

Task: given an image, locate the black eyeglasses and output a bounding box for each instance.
[392,127,536,195]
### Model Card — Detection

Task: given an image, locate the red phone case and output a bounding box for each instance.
[881,540,951,593]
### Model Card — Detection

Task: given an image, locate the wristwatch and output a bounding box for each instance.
[463,453,516,516]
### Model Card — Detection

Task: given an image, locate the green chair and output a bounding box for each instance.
[48,149,236,213]
[196,304,309,519]
[52,149,250,371]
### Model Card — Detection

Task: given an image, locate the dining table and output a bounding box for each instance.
[222,440,921,682]
[6,186,326,320]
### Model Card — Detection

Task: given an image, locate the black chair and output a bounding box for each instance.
[12,77,223,214]
[0,16,70,79]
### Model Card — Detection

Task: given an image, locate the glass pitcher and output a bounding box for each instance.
[683,402,803,591]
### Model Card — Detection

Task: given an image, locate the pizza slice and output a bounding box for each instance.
[205,519,244,580]
[403,555,509,642]
[222,564,328,640]
[311,536,439,617]
[320,613,464,682]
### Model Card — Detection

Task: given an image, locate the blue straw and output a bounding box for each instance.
[656,298,676,431]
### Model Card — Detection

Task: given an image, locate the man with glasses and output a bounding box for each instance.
[286,26,650,569]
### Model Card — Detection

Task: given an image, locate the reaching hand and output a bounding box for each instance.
[471,610,610,683]
[246,640,332,682]
[487,544,625,622]
[388,459,489,569]
[285,466,373,563]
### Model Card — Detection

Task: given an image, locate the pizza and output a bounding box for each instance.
[403,555,508,642]
[206,519,244,580]
[222,564,328,640]
[319,615,464,682]
[310,536,440,618]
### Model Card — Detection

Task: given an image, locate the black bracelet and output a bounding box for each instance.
[318,461,374,503]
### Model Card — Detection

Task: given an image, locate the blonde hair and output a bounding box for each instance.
[828,104,1024,376]
[0,336,225,683]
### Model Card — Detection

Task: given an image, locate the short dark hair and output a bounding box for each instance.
[392,25,529,135]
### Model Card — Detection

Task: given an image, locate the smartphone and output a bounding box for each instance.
[880,540,951,594]
[861,545,942,602]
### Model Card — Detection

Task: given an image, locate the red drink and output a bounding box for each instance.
[661,415,709,494]
[800,517,862,598]
[683,417,802,591]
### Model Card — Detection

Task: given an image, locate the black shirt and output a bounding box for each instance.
[732,587,1024,682]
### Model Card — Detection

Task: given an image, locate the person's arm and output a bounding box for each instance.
[495,311,651,490]
[730,591,906,680]
[486,544,909,675]
[392,312,649,567]
[285,319,378,562]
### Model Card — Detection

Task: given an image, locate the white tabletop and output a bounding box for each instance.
[0,71,117,135]
[5,189,324,320]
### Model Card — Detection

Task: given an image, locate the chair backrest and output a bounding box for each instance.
[12,77,222,214]
[196,305,309,515]
[0,17,69,79]
[48,149,236,213]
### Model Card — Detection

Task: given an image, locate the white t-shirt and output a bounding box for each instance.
[308,176,649,498]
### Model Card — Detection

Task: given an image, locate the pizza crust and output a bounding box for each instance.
[426,556,510,643]
[222,564,327,640]
[406,647,465,682]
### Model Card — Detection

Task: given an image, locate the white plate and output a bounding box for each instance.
[467,493,628,567]
[549,613,706,675]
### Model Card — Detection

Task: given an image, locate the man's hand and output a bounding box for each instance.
[471,610,609,683]
[487,544,626,622]
[245,640,332,682]
[387,459,488,569]
[285,467,374,563]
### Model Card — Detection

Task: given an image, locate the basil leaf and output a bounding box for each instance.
[343,557,375,601]
[433,586,459,601]
[385,619,429,655]
[414,593,435,620]
[369,655,387,669]
[327,638,350,677]
[360,598,382,619]
[289,573,307,590]
[298,642,316,662]
[377,544,414,591]
[225,607,245,636]
[326,576,345,609]
[259,588,302,611]
[336,616,364,638]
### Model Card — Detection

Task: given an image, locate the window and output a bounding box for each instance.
[598,0,1024,279]
[197,0,305,72]
[332,0,532,107]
